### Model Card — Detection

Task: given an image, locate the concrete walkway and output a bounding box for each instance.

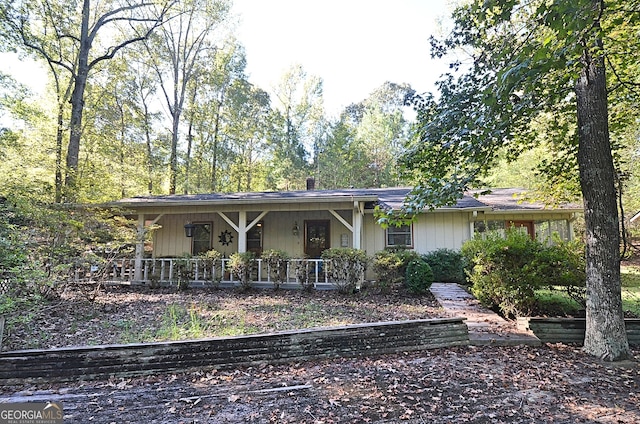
[430,283,541,346]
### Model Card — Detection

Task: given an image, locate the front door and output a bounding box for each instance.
[305,220,330,258]
[508,221,535,240]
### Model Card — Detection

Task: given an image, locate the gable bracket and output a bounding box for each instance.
[329,209,353,233]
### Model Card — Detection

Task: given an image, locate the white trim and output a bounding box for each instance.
[217,212,239,232]
[248,210,269,231]
[329,209,353,232]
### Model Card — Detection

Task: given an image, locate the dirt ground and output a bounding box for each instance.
[2,285,444,351]
[2,286,639,423]
[1,344,638,423]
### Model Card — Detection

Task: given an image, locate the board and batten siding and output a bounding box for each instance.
[362,211,472,257]
[413,212,472,253]
[152,209,355,258]
[153,213,236,257]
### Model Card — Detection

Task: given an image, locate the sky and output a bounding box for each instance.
[231,0,455,116]
[1,0,456,118]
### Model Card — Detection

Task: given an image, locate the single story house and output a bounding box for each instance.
[105,186,582,285]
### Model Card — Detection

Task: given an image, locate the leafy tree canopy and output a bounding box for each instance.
[396,0,639,360]
[398,0,640,212]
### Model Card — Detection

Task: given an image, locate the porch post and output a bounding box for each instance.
[353,201,363,250]
[238,210,247,253]
[134,214,145,281]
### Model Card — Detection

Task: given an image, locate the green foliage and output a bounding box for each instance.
[293,258,314,292]
[0,194,136,311]
[197,249,223,286]
[536,240,587,307]
[421,249,465,283]
[314,82,414,190]
[405,258,434,295]
[321,248,368,294]
[261,249,290,290]
[390,0,640,216]
[535,289,583,317]
[372,250,405,290]
[371,248,420,292]
[461,230,586,318]
[228,251,256,291]
[463,231,539,317]
[173,254,194,291]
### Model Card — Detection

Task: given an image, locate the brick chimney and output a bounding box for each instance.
[306,177,316,190]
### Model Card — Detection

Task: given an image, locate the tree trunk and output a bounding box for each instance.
[169,114,179,195]
[64,0,91,201]
[575,40,631,361]
[55,103,65,203]
[211,99,223,192]
[142,100,154,195]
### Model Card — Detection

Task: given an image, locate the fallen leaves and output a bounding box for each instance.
[3,286,442,351]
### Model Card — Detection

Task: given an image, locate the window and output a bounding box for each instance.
[474,220,505,238]
[386,224,413,247]
[192,223,212,255]
[247,222,263,256]
[535,220,570,244]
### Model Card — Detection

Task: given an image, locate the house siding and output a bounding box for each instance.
[362,211,471,257]
[152,209,355,258]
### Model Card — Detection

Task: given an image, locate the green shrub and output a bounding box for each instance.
[262,249,290,290]
[294,258,314,291]
[535,241,586,307]
[228,252,256,291]
[321,248,368,294]
[174,254,194,291]
[197,249,222,287]
[405,258,434,294]
[422,248,465,283]
[372,248,422,292]
[372,250,405,291]
[461,230,586,318]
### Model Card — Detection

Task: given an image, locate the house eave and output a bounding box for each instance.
[109,195,380,211]
[482,208,583,214]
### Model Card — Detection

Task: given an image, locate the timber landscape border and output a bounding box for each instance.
[518,317,640,345]
[0,318,469,384]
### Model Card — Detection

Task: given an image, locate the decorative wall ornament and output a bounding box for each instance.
[218,230,233,245]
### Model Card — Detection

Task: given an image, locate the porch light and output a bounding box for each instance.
[184,223,196,237]
[292,221,299,236]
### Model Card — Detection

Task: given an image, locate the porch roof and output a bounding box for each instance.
[110,187,581,213]
[468,188,583,212]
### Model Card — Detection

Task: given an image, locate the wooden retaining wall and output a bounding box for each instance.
[518,318,640,345]
[0,318,468,384]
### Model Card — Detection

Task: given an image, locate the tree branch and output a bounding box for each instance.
[605,55,640,94]
[87,1,176,69]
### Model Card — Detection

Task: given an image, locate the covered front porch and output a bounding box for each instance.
[73,256,332,289]
[114,189,383,285]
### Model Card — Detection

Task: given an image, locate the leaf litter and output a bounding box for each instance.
[1,286,639,422]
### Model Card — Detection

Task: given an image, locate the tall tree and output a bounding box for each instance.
[2,0,174,200]
[355,82,413,187]
[83,57,151,200]
[143,0,231,194]
[270,65,324,190]
[397,0,637,360]
[180,40,247,193]
[224,80,272,192]
[316,82,413,189]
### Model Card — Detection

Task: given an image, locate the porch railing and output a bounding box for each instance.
[72,257,329,288]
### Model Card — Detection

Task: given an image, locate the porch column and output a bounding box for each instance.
[133,214,145,281]
[238,210,247,253]
[353,201,363,250]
